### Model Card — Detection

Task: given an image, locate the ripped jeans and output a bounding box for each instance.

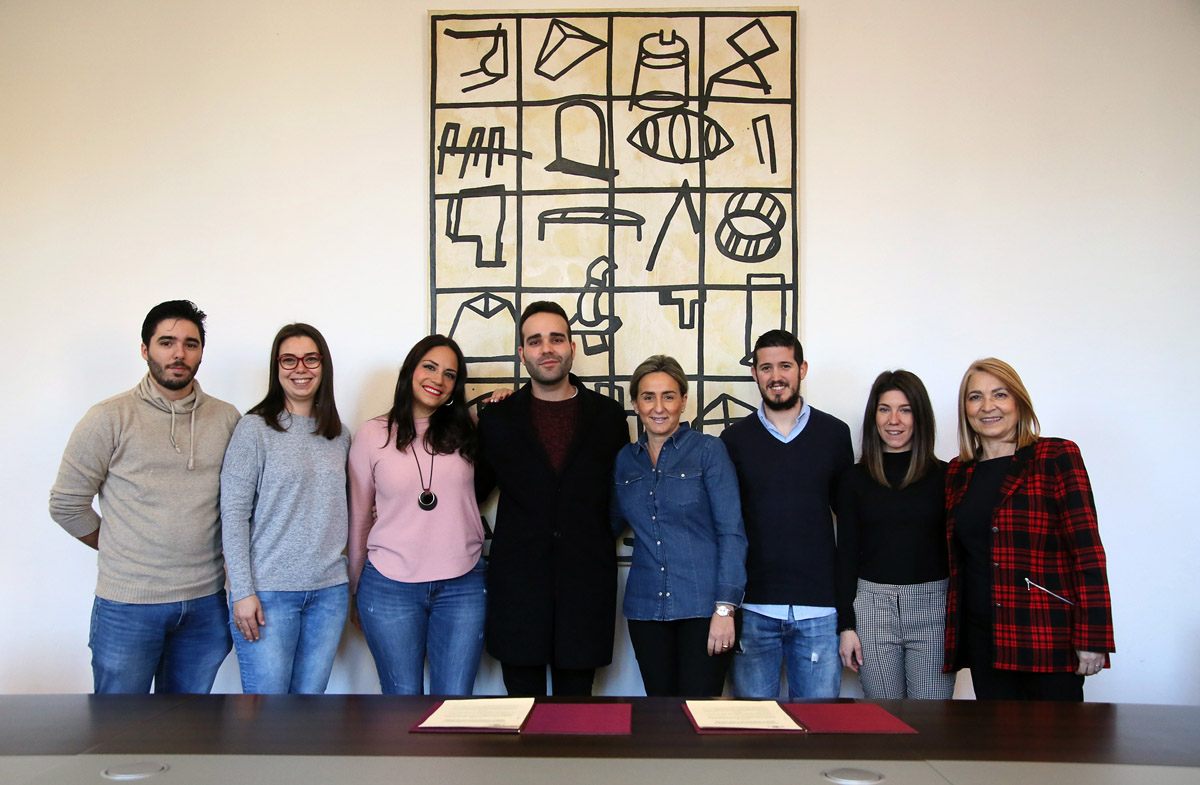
[732,608,841,699]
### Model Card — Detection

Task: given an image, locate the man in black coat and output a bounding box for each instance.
[476,301,630,696]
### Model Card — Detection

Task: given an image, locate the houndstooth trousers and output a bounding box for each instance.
[853,578,956,699]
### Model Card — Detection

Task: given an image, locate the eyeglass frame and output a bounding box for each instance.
[278,353,323,370]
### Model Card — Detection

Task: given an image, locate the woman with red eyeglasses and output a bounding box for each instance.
[220,323,350,694]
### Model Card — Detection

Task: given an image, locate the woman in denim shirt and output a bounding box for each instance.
[612,355,748,696]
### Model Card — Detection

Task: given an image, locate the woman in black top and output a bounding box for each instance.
[836,370,956,699]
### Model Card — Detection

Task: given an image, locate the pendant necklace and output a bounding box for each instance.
[411,442,437,511]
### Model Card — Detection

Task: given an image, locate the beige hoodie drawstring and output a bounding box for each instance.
[140,374,201,471]
[168,400,181,455]
[167,398,198,471]
[187,403,196,470]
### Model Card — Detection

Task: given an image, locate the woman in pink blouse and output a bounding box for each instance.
[348,335,486,695]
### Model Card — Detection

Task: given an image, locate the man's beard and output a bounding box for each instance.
[147,357,196,391]
[524,351,573,385]
[760,383,799,411]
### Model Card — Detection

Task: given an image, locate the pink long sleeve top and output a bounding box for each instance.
[347,417,484,594]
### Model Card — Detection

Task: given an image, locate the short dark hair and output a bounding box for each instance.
[385,334,476,461]
[141,300,207,347]
[247,323,343,440]
[518,300,571,344]
[752,329,803,366]
[860,369,938,488]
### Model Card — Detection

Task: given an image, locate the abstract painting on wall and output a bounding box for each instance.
[430,10,798,434]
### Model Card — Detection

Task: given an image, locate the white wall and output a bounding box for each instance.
[2,0,1197,703]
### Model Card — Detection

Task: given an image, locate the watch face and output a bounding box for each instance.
[716,606,732,617]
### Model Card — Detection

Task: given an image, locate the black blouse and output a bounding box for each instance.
[952,455,1013,623]
[835,451,949,632]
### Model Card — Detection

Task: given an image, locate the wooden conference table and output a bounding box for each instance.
[1,695,1198,784]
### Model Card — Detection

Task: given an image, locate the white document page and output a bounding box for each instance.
[418,697,537,730]
[684,700,804,731]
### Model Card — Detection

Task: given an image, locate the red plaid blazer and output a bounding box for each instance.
[944,438,1115,673]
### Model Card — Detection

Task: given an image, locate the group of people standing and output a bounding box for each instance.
[49,299,1114,703]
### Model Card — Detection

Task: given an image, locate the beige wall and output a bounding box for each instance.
[2,0,1198,702]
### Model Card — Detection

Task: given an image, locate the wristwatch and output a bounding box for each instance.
[715,604,734,617]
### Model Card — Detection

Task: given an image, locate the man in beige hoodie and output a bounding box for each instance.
[50,300,240,694]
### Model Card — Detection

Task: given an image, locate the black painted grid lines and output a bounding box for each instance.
[429,10,798,434]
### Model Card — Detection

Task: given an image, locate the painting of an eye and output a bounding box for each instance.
[627,109,734,164]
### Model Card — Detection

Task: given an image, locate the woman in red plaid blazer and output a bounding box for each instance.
[944,358,1114,701]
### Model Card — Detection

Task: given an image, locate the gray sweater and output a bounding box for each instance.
[49,376,241,603]
[219,413,350,602]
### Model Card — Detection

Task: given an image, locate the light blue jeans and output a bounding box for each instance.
[230,584,349,694]
[733,609,842,699]
[357,557,487,695]
[89,590,231,694]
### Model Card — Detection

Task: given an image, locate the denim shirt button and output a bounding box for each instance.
[665,592,671,597]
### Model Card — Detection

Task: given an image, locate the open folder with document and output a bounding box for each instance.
[683,699,807,733]
[413,697,536,733]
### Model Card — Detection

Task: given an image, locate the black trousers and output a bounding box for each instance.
[501,664,596,697]
[627,618,731,697]
[964,620,1084,701]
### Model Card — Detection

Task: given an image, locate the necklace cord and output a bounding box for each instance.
[411,438,438,511]
[411,440,435,492]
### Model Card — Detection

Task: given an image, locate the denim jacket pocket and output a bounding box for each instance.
[615,473,645,490]
[662,466,705,506]
[614,473,644,511]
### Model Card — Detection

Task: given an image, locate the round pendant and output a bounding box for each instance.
[418,491,438,511]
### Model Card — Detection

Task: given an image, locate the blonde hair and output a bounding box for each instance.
[956,357,1040,462]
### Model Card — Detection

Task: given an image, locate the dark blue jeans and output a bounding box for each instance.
[89,590,231,694]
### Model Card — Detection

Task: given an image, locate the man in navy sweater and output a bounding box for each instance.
[719,330,853,699]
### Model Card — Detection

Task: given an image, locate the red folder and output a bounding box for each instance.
[782,702,917,734]
[523,703,632,735]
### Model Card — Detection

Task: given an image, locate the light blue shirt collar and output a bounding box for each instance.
[757,398,810,443]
